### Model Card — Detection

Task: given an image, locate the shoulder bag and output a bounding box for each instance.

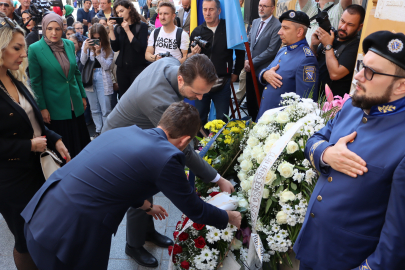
[81,50,95,87]
[40,149,63,180]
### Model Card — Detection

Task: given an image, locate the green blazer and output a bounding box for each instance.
[28,37,86,120]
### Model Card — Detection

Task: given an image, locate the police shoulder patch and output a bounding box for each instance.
[303,66,316,82]
[303,46,314,57]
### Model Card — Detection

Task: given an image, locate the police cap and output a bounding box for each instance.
[279,10,311,28]
[363,31,405,70]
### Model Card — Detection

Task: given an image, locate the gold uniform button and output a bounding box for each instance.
[284,52,287,55]
[262,96,264,99]
[265,87,267,89]
[317,195,322,201]
[9,113,13,116]
[362,117,367,123]
[278,60,281,62]
[310,213,315,218]
[328,177,332,182]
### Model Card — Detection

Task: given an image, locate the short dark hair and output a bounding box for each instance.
[158,1,176,14]
[91,17,100,24]
[345,4,365,24]
[178,54,218,86]
[395,65,405,78]
[203,0,221,9]
[113,0,141,24]
[84,0,91,3]
[158,101,201,139]
[66,26,74,32]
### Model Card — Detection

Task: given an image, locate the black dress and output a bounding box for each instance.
[0,72,61,253]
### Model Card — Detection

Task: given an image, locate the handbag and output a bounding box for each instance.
[40,149,63,180]
[81,52,95,87]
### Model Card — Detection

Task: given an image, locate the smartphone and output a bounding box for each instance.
[109,17,124,25]
[89,39,100,46]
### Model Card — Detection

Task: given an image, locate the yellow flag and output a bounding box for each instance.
[190,0,198,33]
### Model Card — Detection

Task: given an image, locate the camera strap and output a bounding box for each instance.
[334,36,359,60]
[309,3,335,22]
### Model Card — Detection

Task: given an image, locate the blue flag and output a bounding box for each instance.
[219,0,248,50]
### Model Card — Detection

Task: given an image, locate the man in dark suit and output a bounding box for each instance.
[244,0,281,120]
[22,102,242,270]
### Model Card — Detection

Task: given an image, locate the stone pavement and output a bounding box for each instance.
[0,192,182,270]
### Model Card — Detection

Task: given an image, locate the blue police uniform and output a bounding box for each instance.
[256,39,319,120]
[294,98,405,269]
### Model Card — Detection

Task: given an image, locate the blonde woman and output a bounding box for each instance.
[0,12,69,270]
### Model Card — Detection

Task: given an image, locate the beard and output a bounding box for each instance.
[179,85,197,100]
[352,81,395,110]
[337,29,358,41]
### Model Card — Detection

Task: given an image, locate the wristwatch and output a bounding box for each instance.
[145,203,153,212]
[325,44,333,51]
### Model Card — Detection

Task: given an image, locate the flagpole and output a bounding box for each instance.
[244,42,261,107]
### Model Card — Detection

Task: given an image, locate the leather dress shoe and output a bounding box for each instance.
[145,231,174,248]
[125,244,158,268]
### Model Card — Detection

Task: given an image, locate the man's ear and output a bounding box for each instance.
[394,79,405,96]
[179,135,191,148]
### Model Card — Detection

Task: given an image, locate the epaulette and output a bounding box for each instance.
[303,46,315,57]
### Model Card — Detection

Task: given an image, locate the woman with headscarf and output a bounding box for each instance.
[63,5,75,26]
[28,13,90,159]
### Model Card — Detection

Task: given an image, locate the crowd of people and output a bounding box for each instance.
[1,0,405,269]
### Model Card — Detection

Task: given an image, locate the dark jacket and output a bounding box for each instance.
[188,19,244,77]
[110,22,148,68]
[66,14,74,27]
[26,28,40,49]
[0,71,61,172]
[96,9,114,18]
[12,11,24,28]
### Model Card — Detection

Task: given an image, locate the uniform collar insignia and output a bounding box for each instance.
[369,95,405,116]
[287,39,308,51]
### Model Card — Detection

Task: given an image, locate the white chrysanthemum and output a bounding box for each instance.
[305,169,316,184]
[256,125,269,139]
[293,171,305,183]
[201,247,213,261]
[228,223,238,232]
[302,159,311,167]
[207,229,221,243]
[221,227,233,242]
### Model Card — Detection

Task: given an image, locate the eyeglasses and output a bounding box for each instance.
[357,60,405,81]
[258,4,273,9]
[0,17,17,30]
[0,2,10,7]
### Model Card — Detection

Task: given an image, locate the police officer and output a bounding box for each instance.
[256,10,319,120]
[295,31,405,270]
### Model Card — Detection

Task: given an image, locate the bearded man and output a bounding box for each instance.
[294,31,405,270]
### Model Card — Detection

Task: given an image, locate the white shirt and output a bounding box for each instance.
[183,10,189,26]
[256,15,272,40]
[148,26,190,61]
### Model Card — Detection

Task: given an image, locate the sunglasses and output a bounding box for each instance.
[0,17,17,29]
[0,2,10,7]
[357,60,405,81]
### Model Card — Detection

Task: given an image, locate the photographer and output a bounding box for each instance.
[187,0,244,123]
[311,4,364,96]
[145,1,189,64]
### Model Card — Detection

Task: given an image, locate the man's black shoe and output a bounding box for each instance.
[125,244,158,268]
[145,231,174,248]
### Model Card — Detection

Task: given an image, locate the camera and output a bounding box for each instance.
[314,11,335,34]
[159,51,171,58]
[191,36,210,49]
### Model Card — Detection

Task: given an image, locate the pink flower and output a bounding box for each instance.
[325,84,334,102]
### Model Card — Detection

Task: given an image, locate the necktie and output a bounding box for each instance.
[255,21,265,40]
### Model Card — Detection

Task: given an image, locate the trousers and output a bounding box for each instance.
[126,197,155,248]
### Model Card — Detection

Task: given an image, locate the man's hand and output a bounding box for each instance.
[190,44,201,55]
[146,205,169,220]
[263,64,283,88]
[217,177,235,193]
[226,211,242,229]
[315,27,335,47]
[244,60,250,72]
[311,32,321,48]
[231,74,238,83]
[323,131,368,177]
[155,54,162,61]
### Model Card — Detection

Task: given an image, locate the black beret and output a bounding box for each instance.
[363,31,405,70]
[279,10,311,28]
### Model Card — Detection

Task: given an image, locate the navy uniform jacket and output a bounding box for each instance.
[294,98,405,269]
[21,126,228,269]
[256,39,319,120]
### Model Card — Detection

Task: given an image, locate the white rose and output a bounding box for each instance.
[265,170,277,185]
[284,122,296,132]
[251,145,264,159]
[240,180,252,191]
[286,141,299,154]
[237,171,247,182]
[276,211,288,224]
[243,147,252,159]
[256,152,266,164]
[258,113,273,125]
[240,160,253,172]
[277,161,295,178]
[262,188,270,199]
[248,176,254,182]
[264,139,277,153]
[237,155,244,163]
[231,238,243,250]
[276,111,289,124]
[268,133,280,140]
[279,189,296,203]
[238,198,249,208]
[247,137,260,147]
[256,125,268,139]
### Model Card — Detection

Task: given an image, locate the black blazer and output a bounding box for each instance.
[110,21,148,68]
[0,72,61,170]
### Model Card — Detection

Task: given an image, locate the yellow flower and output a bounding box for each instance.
[224,135,234,144]
[230,127,241,134]
[203,156,212,165]
[204,122,211,130]
[222,129,231,135]
[227,122,236,127]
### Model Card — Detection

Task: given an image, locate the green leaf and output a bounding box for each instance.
[195,136,203,142]
[271,196,278,202]
[291,182,297,190]
[276,185,284,194]
[265,199,272,213]
[272,178,281,187]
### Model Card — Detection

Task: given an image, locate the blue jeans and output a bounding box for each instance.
[195,78,231,124]
[86,68,117,133]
